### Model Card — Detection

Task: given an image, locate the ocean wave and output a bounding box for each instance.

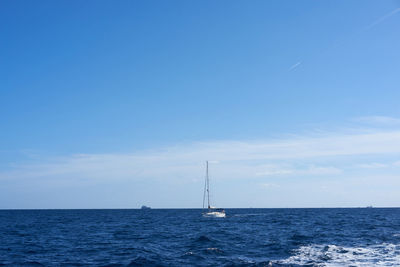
[205,247,224,254]
[2,209,400,266]
[275,243,400,266]
[233,213,266,217]
[195,235,212,242]
[126,256,165,267]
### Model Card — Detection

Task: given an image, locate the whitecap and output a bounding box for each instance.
[275,243,400,266]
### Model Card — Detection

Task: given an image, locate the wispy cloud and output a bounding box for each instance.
[354,116,400,126]
[355,160,400,169]
[1,126,400,183]
[3,120,400,208]
[256,169,294,176]
[256,166,342,177]
[365,8,400,30]
[260,183,280,189]
[355,163,387,169]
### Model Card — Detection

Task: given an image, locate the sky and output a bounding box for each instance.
[1,0,400,209]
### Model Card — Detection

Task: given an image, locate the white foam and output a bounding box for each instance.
[275,243,400,266]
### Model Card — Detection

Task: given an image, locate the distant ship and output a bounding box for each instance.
[202,161,226,218]
[141,205,151,210]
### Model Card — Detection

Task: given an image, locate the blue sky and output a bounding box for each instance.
[1,0,400,208]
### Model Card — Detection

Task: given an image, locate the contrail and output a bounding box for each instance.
[289,61,302,71]
[365,7,400,30]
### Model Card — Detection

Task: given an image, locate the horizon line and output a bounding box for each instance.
[0,206,397,210]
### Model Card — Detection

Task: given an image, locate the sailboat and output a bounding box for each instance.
[202,161,226,218]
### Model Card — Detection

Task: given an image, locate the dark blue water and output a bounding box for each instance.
[1,208,400,266]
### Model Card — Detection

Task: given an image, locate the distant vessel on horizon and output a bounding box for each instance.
[141,205,151,210]
[202,161,226,218]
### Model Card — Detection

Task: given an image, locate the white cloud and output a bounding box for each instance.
[354,116,400,126]
[260,183,280,188]
[256,169,294,176]
[305,166,343,175]
[256,166,341,177]
[356,163,387,169]
[3,122,400,208]
[393,161,400,167]
[1,128,400,183]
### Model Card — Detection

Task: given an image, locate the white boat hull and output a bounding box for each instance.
[203,211,226,218]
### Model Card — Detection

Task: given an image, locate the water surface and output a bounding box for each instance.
[1,208,400,266]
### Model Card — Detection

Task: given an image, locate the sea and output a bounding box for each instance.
[1,208,400,266]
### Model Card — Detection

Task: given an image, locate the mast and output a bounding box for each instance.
[206,161,210,209]
[203,162,207,210]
